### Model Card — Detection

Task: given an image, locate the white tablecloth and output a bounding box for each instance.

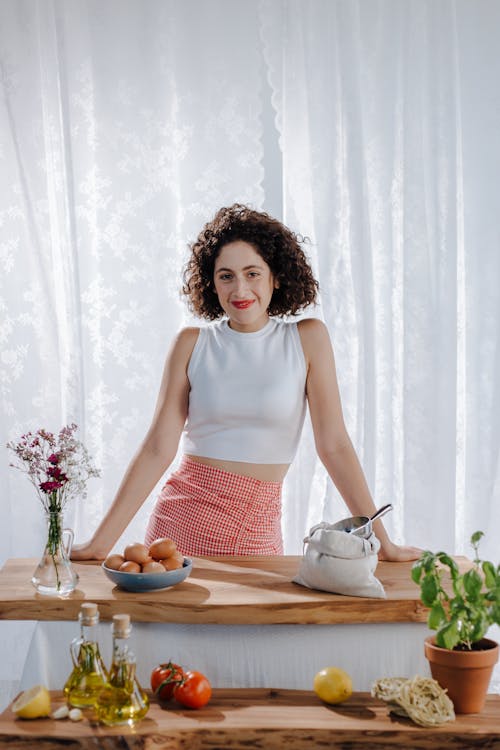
[20,620,432,693]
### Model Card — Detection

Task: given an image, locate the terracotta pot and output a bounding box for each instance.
[424,635,499,713]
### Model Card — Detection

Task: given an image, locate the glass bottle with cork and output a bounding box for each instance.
[63,602,108,708]
[95,613,149,726]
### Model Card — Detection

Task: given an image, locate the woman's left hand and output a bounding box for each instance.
[378,542,422,562]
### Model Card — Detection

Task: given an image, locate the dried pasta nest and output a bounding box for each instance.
[371,675,455,727]
[370,676,408,703]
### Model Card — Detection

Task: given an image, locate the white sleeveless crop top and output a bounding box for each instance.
[182,318,307,464]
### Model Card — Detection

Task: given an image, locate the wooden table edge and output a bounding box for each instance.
[0,556,435,624]
[1,690,499,750]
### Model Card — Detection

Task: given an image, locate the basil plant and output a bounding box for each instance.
[411,531,500,650]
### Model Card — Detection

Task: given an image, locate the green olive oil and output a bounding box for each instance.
[95,614,149,726]
[63,602,108,708]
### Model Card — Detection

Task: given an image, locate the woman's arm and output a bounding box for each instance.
[298,318,421,562]
[71,327,199,561]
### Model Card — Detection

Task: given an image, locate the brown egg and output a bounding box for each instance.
[119,560,141,573]
[124,542,150,565]
[104,553,125,571]
[161,552,184,571]
[142,561,166,574]
[149,537,177,560]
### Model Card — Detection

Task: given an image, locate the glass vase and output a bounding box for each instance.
[32,510,79,595]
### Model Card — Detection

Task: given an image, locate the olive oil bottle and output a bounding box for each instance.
[63,602,108,708]
[95,613,149,726]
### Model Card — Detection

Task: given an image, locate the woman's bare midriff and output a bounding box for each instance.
[185,454,289,482]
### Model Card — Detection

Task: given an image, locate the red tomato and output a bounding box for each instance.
[174,670,212,709]
[151,662,184,702]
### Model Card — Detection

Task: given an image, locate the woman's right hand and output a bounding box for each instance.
[70,540,107,562]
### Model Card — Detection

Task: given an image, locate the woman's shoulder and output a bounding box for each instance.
[169,326,202,361]
[162,326,202,378]
[177,325,202,342]
[296,317,331,357]
[297,316,329,338]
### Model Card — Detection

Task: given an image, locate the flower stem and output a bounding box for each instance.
[47,508,62,591]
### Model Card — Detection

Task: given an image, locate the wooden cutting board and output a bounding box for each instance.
[0,556,468,625]
[0,689,499,749]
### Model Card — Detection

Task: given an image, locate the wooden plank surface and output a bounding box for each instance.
[0,556,466,625]
[0,689,499,750]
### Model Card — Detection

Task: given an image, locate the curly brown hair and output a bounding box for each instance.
[182,204,319,319]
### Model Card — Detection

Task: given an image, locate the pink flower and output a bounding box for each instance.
[47,466,68,482]
[40,480,64,493]
[7,423,100,512]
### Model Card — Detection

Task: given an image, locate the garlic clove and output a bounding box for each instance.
[52,704,69,720]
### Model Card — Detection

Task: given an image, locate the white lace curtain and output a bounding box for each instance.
[2,0,500,570]
[264,0,500,562]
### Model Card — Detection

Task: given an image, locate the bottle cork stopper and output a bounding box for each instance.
[80,602,99,625]
[81,602,98,617]
[112,613,131,637]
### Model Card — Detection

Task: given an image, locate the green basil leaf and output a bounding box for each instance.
[420,575,439,607]
[428,602,446,630]
[463,569,483,600]
[470,530,484,547]
[411,562,423,584]
[483,561,496,589]
[438,620,460,650]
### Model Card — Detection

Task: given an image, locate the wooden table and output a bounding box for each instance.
[1,689,499,749]
[0,556,475,696]
[0,555,438,624]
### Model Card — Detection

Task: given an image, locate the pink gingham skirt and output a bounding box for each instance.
[144,456,283,555]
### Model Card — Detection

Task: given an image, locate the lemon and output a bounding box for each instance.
[12,685,51,719]
[313,667,353,705]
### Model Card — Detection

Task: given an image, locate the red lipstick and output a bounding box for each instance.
[232,300,255,309]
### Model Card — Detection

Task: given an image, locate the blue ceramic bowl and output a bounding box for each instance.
[101,557,193,592]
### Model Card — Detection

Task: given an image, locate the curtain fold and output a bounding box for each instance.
[1,0,265,557]
[261,0,500,561]
[2,0,500,557]
[1,1,499,556]
[2,0,500,711]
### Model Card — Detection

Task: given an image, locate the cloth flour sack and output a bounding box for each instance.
[293,522,386,598]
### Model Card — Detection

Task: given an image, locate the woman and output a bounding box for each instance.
[72,204,420,562]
